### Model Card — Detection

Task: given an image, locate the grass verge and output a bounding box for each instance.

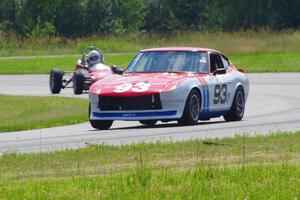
[0,95,88,132]
[2,30,300,56]
[1,132,300,199]
[0,52,299,74]
[1,30,300,73]
[230,52,300,72]
[0,53,136,74]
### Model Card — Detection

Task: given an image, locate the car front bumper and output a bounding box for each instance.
[89,91,186,121]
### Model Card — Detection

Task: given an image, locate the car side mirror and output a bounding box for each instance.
[213,68,226,76]
[111,65,124,75]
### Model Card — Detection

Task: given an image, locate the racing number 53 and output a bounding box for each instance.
[214,84,227,104]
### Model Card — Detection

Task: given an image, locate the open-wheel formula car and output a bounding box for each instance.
[89,47,249,130]
[50,46,114,95]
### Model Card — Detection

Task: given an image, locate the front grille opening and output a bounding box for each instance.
[99,94,162,111]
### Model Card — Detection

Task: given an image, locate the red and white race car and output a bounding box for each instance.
[89,47,249,130]
[49,46,116,95]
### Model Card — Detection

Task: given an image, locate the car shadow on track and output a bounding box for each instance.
[88,120,227,132]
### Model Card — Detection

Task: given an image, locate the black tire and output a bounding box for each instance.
[49,69,63,94]
[139,120,157,126]
[178,89,201,126]
[89,103,113,130]
[90,120,113,130]
[73,71,85,95]
[224,87,245,121]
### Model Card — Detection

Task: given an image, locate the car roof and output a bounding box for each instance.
[141,47,221,53]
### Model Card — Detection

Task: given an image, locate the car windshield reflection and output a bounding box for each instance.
[126,51,209,74]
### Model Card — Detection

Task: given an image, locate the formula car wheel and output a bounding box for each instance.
[90,120,113,130]
[139,120,157,126]
[178,89,200,126]
[224,87,245,121]
[73,71,85,95]
[50,69,63,94]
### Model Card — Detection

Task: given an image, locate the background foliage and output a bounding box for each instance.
[0,0,299,37]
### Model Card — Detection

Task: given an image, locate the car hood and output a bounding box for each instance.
[90,72,200,97]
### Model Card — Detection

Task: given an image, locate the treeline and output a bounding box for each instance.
[0,0,299,37]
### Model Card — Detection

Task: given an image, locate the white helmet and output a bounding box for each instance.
[88,50,102,66]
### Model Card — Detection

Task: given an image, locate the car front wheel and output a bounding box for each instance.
[89,104,113,130]
[73,71,85,95]
[90,120,113,130]
[178,89,200,126]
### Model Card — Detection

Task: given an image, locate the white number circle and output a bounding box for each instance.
[113,82,151,93]
[132,82,151,92]
[113,83,132,93]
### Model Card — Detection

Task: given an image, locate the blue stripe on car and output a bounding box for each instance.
[93,110,177,118]
[202,88,205,112]
[203,88,207,112]
[206,87,210,112]
[202,87,209,112]
[199,110,229,119]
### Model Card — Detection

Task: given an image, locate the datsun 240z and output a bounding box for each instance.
[88,47,249,130]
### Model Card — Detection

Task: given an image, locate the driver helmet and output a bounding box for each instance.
[88,50,102,66]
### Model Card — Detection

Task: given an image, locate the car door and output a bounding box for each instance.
[220,54,235,109]
[207,52,231,112]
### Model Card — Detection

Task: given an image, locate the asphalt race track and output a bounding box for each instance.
[0,73,300,154]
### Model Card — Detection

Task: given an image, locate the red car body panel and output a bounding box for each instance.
[89,69,113,83]
[89,72,208,97]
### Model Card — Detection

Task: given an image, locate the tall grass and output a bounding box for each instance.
[0,53,136,74]
[1,165,299,199]
[0,34,78,56]
[0,132,300,199]
[1,30,299,73]
[1,30,300,56]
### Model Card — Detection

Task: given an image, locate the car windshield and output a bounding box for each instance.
[126,51,209,73]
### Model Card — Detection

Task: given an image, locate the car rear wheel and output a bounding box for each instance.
[139,120,157,126]
[224,87,245,121]
[73,71,85,95]
[49,69,63,94]
[178,89,200,126]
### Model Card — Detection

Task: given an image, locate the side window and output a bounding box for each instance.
[209,53,224,73]
[221,55,229,69]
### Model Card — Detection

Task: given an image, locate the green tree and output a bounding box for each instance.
[144,0,179,33]
[85,0,113,35]
[0,0,17,33]
[172,0,207,30]
[1,0,300,37]
[112,0,145,33]
[54,0,85,37]
[12,0,59,36]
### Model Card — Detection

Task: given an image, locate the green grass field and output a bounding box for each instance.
[2,30,300,56]
[1,30,300,73]
[0,95,88,132]
[1,132,300,199]
[1,30,299,199]
[1,52,299,74]
[0,53,136,74]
